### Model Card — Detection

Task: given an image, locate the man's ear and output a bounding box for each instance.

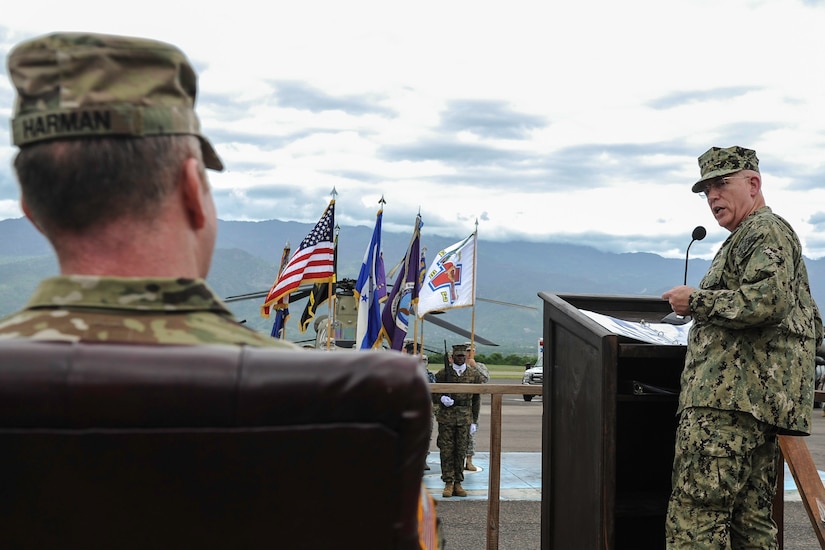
[749,173,762,197]
[181,158,206,230]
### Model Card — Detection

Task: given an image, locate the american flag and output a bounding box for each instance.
[261,201,335,316]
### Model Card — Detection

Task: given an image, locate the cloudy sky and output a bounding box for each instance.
[1,0,824,260]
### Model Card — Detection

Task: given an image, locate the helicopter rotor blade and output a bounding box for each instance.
[224,283,510,348]
[223,290,269,303]
[422,314,498,346]
[476,297,537,310]
[225,285,534,311]
[224,287,312,303]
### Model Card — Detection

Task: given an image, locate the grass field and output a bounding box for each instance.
[485,364,532,380]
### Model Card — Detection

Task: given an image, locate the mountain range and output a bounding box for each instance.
[2,217,823,356]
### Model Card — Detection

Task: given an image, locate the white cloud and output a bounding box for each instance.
[1,0,825,260]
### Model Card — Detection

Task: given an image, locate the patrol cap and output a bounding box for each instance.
[692,146,759,193]
[452,344,468,356]
[6,32,223,171]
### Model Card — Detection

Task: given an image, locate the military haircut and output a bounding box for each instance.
[14,134,202,235]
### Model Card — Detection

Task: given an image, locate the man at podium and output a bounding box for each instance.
[662,146,824,549]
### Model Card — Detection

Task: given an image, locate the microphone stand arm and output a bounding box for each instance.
[683,238,697,286]
[664,238,698,326]
[663,226,705,326]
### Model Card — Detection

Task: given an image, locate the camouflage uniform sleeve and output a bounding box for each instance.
[475,362,490,383]
[471,370,482,423]
[432,369,446,407]
[689,213,802,331]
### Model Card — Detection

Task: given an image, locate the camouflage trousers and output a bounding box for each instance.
[467,431,476,457]
[427,412,434,458]
[666,407,779,550]
[437,421,470,483]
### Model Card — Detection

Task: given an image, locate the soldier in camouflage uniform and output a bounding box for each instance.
[0,33,296,348]
[432,343,484,497]
[662,146,824,549]
[464,342,489,471]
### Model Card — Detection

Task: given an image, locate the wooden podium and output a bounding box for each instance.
[537,293,795,549]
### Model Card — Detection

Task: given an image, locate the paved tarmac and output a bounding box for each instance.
[428,392,825,549]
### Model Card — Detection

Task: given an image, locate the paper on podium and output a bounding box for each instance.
[580,310,692,346]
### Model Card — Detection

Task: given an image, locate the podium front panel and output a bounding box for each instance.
[540,293,683,550]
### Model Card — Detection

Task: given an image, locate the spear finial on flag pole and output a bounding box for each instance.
[330,187,338,200]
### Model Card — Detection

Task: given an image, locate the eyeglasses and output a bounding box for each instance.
[698,175,750,199]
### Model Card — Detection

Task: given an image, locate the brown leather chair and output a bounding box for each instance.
[0,340,431,549]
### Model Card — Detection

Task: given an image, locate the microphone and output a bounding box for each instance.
[663,226,706,325]
[683,226,707,285]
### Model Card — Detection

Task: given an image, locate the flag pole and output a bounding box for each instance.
[326,280,334,350]
[418,244,426,356]
[374,195,387,350]
[470,219,479,348]
[418,317,423,357]
[327,222,340,350]
[277,242,291,339]
[326,189,339,350]
[412,307,420,356]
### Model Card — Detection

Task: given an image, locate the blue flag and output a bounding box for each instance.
[270,307,289,339]
[354,208,387,349]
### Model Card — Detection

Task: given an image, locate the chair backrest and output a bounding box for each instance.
[0,340,431,550]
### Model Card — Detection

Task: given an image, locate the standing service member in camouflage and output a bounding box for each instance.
[464,342,489,472]
[662,146,823,549]
[0,32,295,348]
[432,343,484,497]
